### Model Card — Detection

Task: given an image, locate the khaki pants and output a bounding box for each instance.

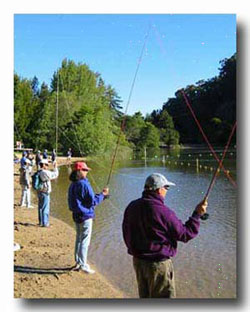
[133,257,176,298]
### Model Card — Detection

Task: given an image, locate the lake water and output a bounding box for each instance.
[50,148,237,298]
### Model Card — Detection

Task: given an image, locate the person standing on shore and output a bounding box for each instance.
[19,158,33,208]
[35,150,42,170]
[43,149,48,160]
[122,173,208,298]
[67,148,72,164]
[68,161,109,274]
[27,151,35,174]
[51,149,57,165]
[20,151,27,168]
[38,159,59,227]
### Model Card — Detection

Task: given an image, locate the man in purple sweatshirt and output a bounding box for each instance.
[122,173,207,298]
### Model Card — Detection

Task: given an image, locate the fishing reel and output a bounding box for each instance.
[200,213,209,221]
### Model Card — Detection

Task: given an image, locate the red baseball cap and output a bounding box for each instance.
[74,161,91,171]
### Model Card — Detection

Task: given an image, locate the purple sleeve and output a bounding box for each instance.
[167,210,201,243]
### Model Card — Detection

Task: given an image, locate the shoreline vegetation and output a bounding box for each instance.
[13,157,126,299]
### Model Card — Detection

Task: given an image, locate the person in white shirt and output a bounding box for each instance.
[38,159,59,227]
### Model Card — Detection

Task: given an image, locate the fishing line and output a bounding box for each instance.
[151,23,236,189]
[106,24,152,186]
[204,121,237,199]
[59,73,85,157]
[57,71,104,193]
[57,69,115,197]
[200,121,237,221]
[58,127,80,151]
[181,90,237,188]
[14,122,22,143]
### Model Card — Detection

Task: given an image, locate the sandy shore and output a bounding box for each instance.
[13,157,125,299]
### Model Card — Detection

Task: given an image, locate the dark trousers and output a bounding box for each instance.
[133,257,176,298]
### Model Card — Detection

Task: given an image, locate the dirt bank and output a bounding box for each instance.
[13,158,125,299]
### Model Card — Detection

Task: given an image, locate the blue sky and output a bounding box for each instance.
[14,14,236,116]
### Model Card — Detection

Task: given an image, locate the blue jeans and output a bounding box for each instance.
[38,192,50,226]
[74,219,93,270]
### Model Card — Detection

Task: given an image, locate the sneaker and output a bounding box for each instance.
[20,204,26,207]
[28,205,34,209]
[82,267,95,274]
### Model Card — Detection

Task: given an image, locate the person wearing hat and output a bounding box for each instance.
[35,150,42,170]
[68,161,109,274]
[19,158,33,208]
[43,149,48,159]
[37,159,59,227]
[122,173,208,298]
[20,151,27,169]
[67,148,72,164]
[51,149,57,166]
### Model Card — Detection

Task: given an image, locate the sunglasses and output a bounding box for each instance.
[164,185,170,190]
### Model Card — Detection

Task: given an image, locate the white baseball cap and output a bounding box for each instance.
[40,159,49,165]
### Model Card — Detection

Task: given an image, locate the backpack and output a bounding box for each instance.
[32,170,43,190]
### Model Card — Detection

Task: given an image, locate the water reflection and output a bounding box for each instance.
[50,148,237,298]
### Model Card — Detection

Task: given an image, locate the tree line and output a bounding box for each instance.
[150,53,236,145]
[14,54,236,156]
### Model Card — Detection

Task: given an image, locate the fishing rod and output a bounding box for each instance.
[106,24,152,187]
[200,121,237,220]
[181,89,237,188]
[150,25,237,222]
[55,69,59,155]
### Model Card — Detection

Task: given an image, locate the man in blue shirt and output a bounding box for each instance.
[68,161,109,274]
[43,149,48,159]
[20,151,27,168]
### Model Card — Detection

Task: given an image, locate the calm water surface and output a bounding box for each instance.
[50,148,237,298]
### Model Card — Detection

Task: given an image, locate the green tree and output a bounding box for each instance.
[124,112,146,146]
[161,53,236,145]
[138,122,160,149]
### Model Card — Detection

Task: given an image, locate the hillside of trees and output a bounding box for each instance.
[149,53,236,145]
[14,54,236,156]
[14,59,127,156]
[14,59,177,156]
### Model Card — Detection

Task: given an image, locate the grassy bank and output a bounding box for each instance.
[13,157,125,298]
